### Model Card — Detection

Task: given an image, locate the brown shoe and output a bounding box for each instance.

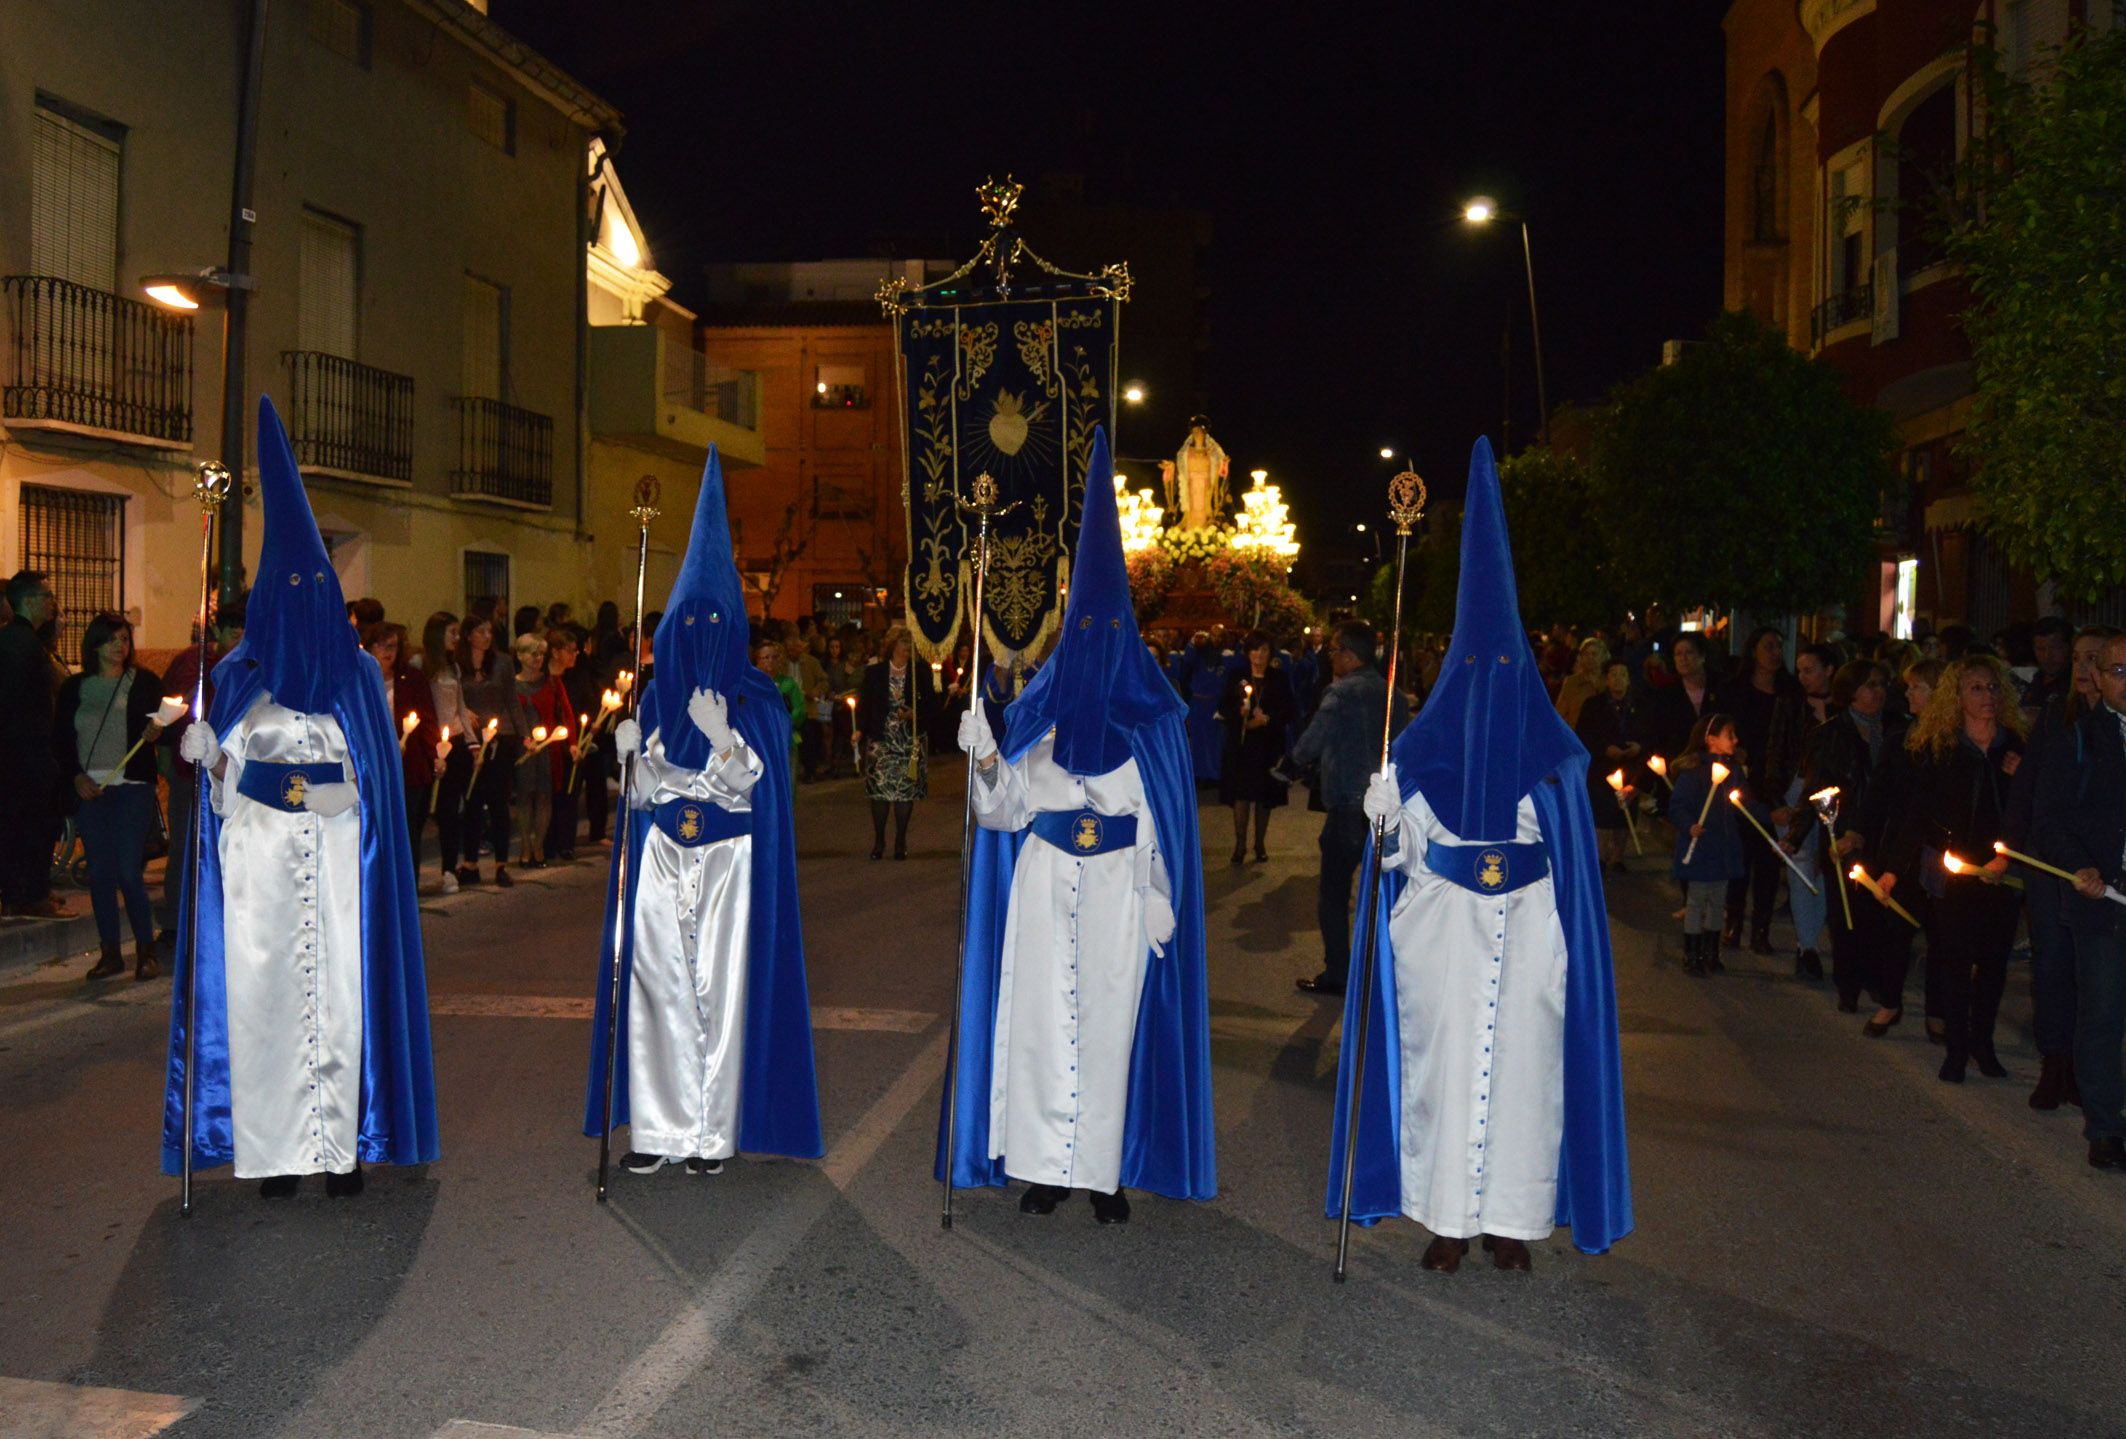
[1419,1236,1469,1273]
[1482,1234,1533,1272]
[134,942,161,982]
[86,945,125,981]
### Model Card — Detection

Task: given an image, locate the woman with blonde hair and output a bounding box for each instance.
[856,625,939,860]
[1879,654,2029,1083]
[1554,636,1609,729]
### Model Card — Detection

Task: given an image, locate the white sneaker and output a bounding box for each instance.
[440,871,460,895]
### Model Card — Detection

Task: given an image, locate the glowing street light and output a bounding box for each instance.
[1461,193,1550,444]
[1123,383,1146,404]
[1378,446,1395,460]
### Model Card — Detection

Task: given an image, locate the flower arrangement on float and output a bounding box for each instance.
[1158,525,1230,565]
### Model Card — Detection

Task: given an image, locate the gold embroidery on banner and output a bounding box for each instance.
[954,323,997,399]
[1013,319,1058,397]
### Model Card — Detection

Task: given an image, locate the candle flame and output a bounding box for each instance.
[1993,840,2009,855]
[1942,852,1971,874]
[1645,754,1667,776]
[551,725,568,742]
[484,718,499,737]
[1726,788,1744,806]
[532,726,548,743]
[1606,769,1626,791]
[1809,786,1840,803]
[1849,864,1868,883]
[402,711,419,734]
[1710,761,1730,784]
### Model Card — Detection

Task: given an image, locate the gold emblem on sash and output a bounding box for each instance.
[1477,849,1508,890]
[280,772,309,809]
[678,805,704,842]
[1073,814,1102,851]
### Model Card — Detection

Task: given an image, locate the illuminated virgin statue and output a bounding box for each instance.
[1159,416,1230,530]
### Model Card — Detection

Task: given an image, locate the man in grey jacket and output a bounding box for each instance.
[1291,622,1408,996]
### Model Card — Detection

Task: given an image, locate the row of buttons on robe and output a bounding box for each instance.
[1470,903,1507,1204]
[1061,851,1084,1182]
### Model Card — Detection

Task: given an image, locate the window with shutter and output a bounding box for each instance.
[462,275,507,399]
[30,100,122,293]
[467,80,514,153]
[299,209,360,357]
[307,0,371,65]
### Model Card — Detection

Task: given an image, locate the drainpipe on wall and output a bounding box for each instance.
[576,134,614,547]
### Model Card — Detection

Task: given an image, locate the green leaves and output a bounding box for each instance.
[1952,29,2126,602]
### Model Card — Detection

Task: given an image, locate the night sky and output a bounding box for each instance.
[498,1,1728,563]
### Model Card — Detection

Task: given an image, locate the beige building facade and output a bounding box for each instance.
[0,0,660,660]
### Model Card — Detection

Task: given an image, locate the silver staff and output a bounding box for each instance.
[1334,466,1426,1282]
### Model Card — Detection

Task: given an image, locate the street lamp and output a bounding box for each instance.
[1461,194,1550,447]
[1377,446,1394,460]
[144,266,262,611]
[1123,382,1146,404]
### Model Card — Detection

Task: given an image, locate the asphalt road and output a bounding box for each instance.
[1,766,2121,1438]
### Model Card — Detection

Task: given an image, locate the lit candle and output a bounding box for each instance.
[1809,787,1852,929]
[429,723,451,808]
[1606,768,1642,855]
[400,711,420,752]
[1644,753,1670,790]
[1680,761,1729,864]
[101,695,193,785]
[1850,864,1921,927]
[1727,789,1820,894]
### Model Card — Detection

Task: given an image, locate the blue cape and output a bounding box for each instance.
[935,429,1215,1199]
[162,396,438,1173]
[1323,438,1630,1253]
[582,449,822,1158]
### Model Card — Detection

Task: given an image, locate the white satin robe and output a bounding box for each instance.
[624,728,763,1160]
[973,733,1168,1194]
[211,696,364,1179]
[1378,790,1568,1241]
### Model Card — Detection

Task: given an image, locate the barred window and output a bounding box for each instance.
[19,484,125,659]
[463,550,510,621]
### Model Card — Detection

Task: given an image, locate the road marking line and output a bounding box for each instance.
[424,995,934,1033]
[573,1027,948,1438]
[0,1376,196,1438]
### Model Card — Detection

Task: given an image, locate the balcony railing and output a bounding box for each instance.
[660,332,761,428]
[1810,284,1874,345]
[3,275,193,445]
[452,396,553,508]
[283,351,415,483]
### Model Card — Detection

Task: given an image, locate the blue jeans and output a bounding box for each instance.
[76,782,156,951]
[2074,924,2126,1142]
[1788,824,1826,953]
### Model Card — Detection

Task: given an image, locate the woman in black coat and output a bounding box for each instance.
[54,611,171,982]
[1879,654,2028,1083]
[1215,631,1294,863]
[1574,658,1648,870]
[1785,660,1912,1026]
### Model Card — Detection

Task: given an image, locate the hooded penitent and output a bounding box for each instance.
[582,447,822,1158]
[161,396,437,1173]
[1324,436,1632,1254]
[936,427,1216,1200]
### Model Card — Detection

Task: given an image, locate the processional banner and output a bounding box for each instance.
[885,178,1130,666]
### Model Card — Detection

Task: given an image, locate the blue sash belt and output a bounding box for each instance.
[653,797,750,847]
[1423,840,1549,896]
[1029,808,1138,857]
[236,760,346,813]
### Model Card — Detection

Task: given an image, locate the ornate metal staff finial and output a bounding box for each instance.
[631,474,662,526]
[1388,467,1428,537]
[976,175,1024,230]
[194,460,235,509]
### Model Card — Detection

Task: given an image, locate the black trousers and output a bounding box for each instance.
[2073,923,2126,1142]
[1725,840,1782,935]
[434,746,473,873]
[546,782,579,857]
[580,745,610,845]
[1316,805,1369,984]
[464,739,518,866]
[0,768,57,906]
[1826,870,1914,1008]
[1925,884,2022,1058]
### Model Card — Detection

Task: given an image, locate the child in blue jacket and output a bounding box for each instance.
[1670,713,1763,976]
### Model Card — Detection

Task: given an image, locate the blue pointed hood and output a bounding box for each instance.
[1390,436,1584,840]
[650,447,750,769]
[218,395,364,714]
[1008,427,1180,775]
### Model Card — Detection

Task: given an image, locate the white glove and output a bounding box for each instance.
[957,705,997,762]
[1363,764,1403,826]
[179,722,220,766]
[1142,889,1177,958]
[613,718,642,764]
[688,687,737,754]
[301,782,359,817]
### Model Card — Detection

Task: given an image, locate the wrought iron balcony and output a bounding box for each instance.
[451,396,553,508]
[1810,284,1874,345]
[3,275,194,446]
[282,351,415,483]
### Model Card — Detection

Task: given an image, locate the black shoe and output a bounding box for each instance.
[1018,1183,1071,1215]
[1970,1043,2008,1080]
[1796,949,1824,981]
[1862,1008,1902,1038]
[893,844,908,861]
[1748,927,1774,957]
[2089,1137,2126,1170]
[2030,1054,2067,1110]
[1253,847,1269,863]
[684,1156,724,1175]
[456,866,482,887]
[1296,973,1346,998]
[1939,1052,1967,1084]
[325,1166,365,1198]
[258,1174,300,1199]
[1720,921,1743,949]
[1230,846,1246,865]
[86,947,125,982]
[1091,1188,1132,1225]
[1682,934,1707,977]
[494,866,514,888]
[621,1151,673,1175]
[1835,993,1859,1014]
[1703,941,1726,975]
[869,842,884,861]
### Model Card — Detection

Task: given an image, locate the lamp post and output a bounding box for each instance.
[143,0,270,616]
[1462,195,1550,448]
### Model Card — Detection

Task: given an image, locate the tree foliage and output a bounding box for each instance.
[1497,447,1623,629]
[1589,311,1895,614]
[1950,28,2126,601]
